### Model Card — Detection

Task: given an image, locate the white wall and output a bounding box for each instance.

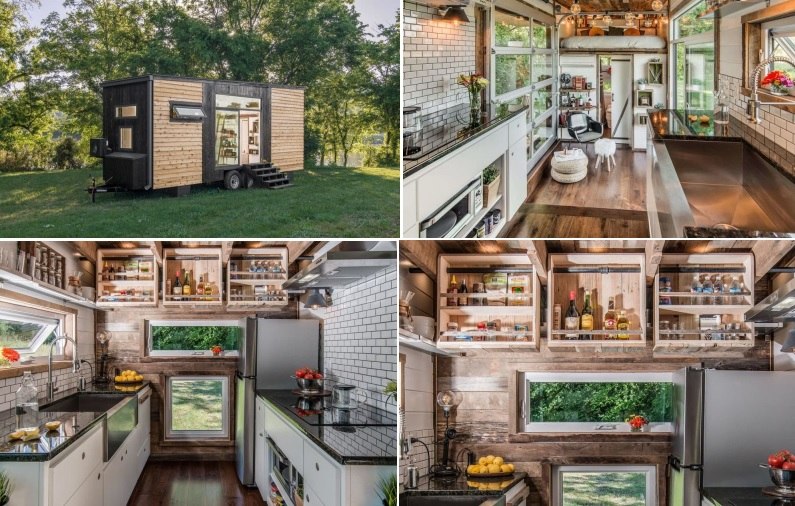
[399,347,435,484]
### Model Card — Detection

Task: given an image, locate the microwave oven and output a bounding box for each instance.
[419,178,483,238]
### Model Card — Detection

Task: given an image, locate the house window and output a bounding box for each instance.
[147,320,242,357]
[766,21,795,72]
[671,0,715,109]
[119,127,133,150]
[215,95,261,110]
[521,372,673,433]
[0,307,61,356]
[114,105,137,118]
[554,465,657,506]
[170,104,205,121]
[165,375,230,439]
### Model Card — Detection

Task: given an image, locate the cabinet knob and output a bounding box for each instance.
[97,473,101,480]
[82,452,85,460]
[315,462,319,471]
[121,455,124,461]
[306,493,310,502]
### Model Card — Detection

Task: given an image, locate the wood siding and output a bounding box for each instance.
[97,303,297,460]
[270,88,304,171]
[152,80,203,189]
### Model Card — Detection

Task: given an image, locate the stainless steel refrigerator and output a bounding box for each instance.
[235,318,321,486]
[669,367,795,506]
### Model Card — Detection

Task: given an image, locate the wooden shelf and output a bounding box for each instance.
[97,248,158,308]
[0,267,97,309]
[653,253,755,353]
[437,254,541,353]
[547,339,647,349]
[163,248,223,306]
[226,248,288,306]
[399,329,458,357]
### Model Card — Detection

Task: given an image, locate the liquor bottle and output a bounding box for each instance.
[108,265,115,281]
[102,261,109,281]
[173,269,182,301]
[690,275,703,305]
[604,296,617,336]
[458,278,468,307]
[580,289,593,340]
[197,276,205,299]
[182,269,192,297]
[448,275,458,307]
[617,310,630,339]
[564,291,579,340]
[553,304,562,330]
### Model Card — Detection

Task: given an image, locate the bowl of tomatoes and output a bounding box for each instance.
[764,450,795,492]
[292,367,324,392]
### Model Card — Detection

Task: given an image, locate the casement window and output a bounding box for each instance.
[765,20,795,72]
[215,95,261,110]
[147,320,242,357]
[170,104,205,121]
[520,372,673,433]
[671,0,715,110]
[119,127,133,150]
[554,465,657,506]
[165,375,230,439]
[114,105,137,118]
[0,307,62,356]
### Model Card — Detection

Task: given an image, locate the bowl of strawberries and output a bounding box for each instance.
[763,449,795,493]
[292,367,324,392]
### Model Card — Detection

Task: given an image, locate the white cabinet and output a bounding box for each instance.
[254,397,268,499]
[133,388,151,477]
[63,462,103,506]
[303,484,326,506]
[303,443,340,505]
[507,139,528,219]
[103,441,136,506]
[49,423,104,506]
[264,404,303,470]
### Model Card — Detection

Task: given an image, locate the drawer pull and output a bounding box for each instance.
[315,462,319,471]
[306,493,310,502]
[98,473,101,480]
[82,452,85,460]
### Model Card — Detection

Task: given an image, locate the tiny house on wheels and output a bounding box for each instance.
[89,75,305,195]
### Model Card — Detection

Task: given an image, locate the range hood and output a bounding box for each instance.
[745,276,795,323]
[283,241,396,290]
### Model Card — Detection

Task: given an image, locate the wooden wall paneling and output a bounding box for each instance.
[401,241,443,280]
[752,240,795,282]
[152,80,203,189]
[269,88,305,171]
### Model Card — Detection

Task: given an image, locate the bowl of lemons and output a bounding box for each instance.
[114,370,144,384]
[466,455,515,478]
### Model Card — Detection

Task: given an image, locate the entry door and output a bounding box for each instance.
[610,57,632,143]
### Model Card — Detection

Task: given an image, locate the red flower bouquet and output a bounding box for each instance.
[626,414,649,432]
[761,70,794,94]
[0,348,20,367]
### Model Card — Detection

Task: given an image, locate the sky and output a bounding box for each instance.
[23,0,398,36]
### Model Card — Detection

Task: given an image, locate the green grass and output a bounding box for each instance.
[561,472,647,506]
[0,165,399,237]
[171,379,223,432]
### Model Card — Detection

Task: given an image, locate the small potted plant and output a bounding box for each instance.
[0,470,12,505]
[626,414,649,432]
[482,165,501,208]
[376,473,397,506]
[384,380,397,404]
[760,70,794,95]
[636,78,648,90]
[211,345,223,357]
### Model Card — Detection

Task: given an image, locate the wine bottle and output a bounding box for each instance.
[458,277,468,307]
[182,269,191,297]
[564,291,579,340]
[617,310,630,340]
[197,276,205,300]
[580,289,593,340]
[173,269,182,301]
[448,275,458,307]
[604,296,617,337]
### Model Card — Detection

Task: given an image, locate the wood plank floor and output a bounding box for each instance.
[128,461,265,506]
[502,145,650,238]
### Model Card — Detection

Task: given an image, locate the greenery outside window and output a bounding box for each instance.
[0,309,61,356]
[766,22,795,72]
[114,105,137,118]
[165,375,230,439]
[148,320,242,357]
[554,465,657,506]
[671,0,715,110]
[521,372,673,433]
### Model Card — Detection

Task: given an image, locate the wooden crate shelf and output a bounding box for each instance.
[653,253,755,352]
[96,248,159,308]
[436,254,541,353]
[547,253,647,349]
[163,248,223,306]
[226,248,289,306]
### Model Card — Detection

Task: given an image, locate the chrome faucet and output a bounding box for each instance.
[47,335,80,399]
[747,55,795,124]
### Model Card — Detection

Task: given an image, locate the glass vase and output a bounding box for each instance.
[468,94,481,130]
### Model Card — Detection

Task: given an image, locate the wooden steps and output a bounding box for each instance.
[243,163,294,189]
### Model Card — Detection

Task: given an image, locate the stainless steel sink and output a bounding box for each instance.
[40,393,126,413]
[401,495,497,506]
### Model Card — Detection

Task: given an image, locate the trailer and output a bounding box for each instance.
[89,75,305,194]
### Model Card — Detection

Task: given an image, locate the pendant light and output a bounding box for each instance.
[782,329,795,353]
[439,6,470,24]
[304,288,327,309]
[652,0,664,12]
[571,0,582,15]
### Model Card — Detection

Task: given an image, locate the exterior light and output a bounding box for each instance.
[439,6,470,24]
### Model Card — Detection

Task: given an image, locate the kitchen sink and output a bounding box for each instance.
[40,393,126,413]
[401,495,496,506]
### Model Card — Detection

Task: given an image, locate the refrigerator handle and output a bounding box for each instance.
[668,455,702,472]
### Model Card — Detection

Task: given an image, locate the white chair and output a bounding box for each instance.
[594,138,617,172]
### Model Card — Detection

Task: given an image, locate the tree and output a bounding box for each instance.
[362,16,399,164]
[53,137,80,170]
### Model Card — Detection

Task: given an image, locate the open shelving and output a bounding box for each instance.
[436,254,540,352]
[653,254,755,352]
[96,248,158,307]
[547,253,647,350]
[163,248,223,306]
[226,248,288,306]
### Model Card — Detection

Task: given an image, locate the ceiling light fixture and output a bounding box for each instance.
[304,288,328,309]
[652,0,664,12]
[439,6,470,24]
[571,0,582,15]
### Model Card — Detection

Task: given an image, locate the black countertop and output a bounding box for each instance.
[0,381,149,462]
[403,103,528,178]
[257,390,396,466]
[648,109,745,141]
[401,473,527,497]
[703,487,795,506]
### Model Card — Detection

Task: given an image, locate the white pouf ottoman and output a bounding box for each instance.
[594,138,617,171]
[551,149,588,183]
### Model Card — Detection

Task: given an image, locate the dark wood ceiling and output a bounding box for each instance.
[555,0,667,13]
[427,240,767,255]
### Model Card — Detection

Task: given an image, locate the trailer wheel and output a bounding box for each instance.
[224,170,242,190]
